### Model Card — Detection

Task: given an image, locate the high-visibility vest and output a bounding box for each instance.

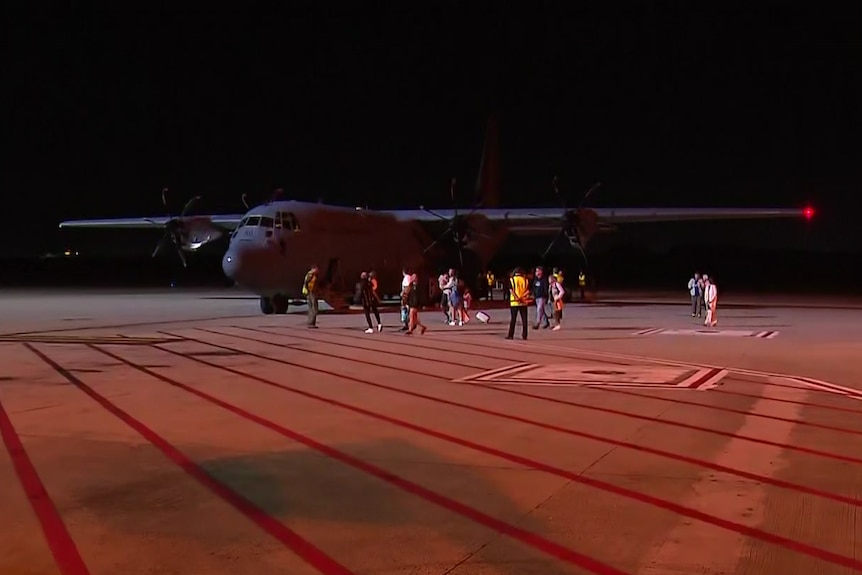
[509,275,531,306]
[487,272,495,286]
[578,273,586,286]
[302,271,317,296]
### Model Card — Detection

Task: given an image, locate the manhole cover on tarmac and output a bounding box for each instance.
[454,362,726,391]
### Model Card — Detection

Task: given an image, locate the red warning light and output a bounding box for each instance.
[803,205,815,220]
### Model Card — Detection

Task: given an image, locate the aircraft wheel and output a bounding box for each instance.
[272,294,289,314]
[260,296,275,314]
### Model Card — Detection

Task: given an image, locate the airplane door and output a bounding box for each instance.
[274,211,286,255]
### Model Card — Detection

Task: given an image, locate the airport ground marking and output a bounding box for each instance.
[0,399,91,575]
[508,340,862,401]
[119,338,862,570]
[296,325,862,428]
[158,331,862,482]
[454,363,727,392]
[22,343,356,575]
[87,343,627,575]
[634,328,779,338]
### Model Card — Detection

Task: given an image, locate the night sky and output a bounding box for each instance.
[6,11,861,257]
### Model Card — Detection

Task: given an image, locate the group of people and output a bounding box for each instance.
[436,268,473,326]
[505,266,567,339]
[687,272,718,326]
[302,262,574,338]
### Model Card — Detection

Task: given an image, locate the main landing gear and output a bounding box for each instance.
[260,294,289,315]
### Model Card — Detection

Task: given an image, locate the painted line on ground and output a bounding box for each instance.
[159,331,862,488]
[90,344,626,575]
[127,337,862,571]
[23,343,355,575]
[210,328,862,447]
[0,396,90,575]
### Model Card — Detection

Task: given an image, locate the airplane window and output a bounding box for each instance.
[286,212,300,231]
[259,216,274,228]
[246,216,261,227]
[238,217,249,228]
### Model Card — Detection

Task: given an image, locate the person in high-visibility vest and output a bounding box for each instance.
[302,264,320,327]
[486,270,495,300]
[506,267,532,340]
[578,271,586,300]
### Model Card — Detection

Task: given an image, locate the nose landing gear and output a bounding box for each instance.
[260,294,289,314]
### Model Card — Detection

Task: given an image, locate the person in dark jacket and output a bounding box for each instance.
[532,266,551,329]
[359,272,382,333]
[405,273,427,335]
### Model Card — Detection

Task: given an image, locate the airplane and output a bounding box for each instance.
[58,182,814,314]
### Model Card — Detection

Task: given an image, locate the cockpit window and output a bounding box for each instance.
[259,216,274,228]
[278,211,300,231]
[245,216,260,227]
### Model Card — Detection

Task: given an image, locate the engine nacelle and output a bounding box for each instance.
[174,216,224,251]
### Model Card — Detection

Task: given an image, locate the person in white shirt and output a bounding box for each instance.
[400,269,412,331]
[703,275,718,327]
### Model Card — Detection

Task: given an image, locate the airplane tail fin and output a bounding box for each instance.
[474,113,501,208]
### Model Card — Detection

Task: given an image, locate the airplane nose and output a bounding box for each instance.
[222,252,240,282]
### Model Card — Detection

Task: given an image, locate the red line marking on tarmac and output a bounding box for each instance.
[88,346,627,575]
[710,388,862,415]
[257,324,635,367]
[0,399,91,575]
[23,344,355,575]
[501,340,862,400]
[208,328,862,464]
[590,384,862,438]
[309,328,862,422]
[154,333,862,506]
[241,325,512,369]
[128,340,862,571]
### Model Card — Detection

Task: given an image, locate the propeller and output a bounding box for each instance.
[420,178,492,269]
[532,178,601,265]
[150,188,201,268]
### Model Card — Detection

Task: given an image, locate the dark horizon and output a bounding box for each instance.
[6,11,862,259]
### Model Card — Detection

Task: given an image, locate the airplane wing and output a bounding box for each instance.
[383,206,810,231]
[58,214,246,230]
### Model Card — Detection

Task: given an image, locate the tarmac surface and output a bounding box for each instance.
[2,288,862,574]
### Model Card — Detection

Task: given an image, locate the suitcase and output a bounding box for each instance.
[476,311,491,323]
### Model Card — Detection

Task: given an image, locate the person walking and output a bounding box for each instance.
[550,273,566,330]
[359,272,382,333]
[506,267,532,340]
[302,264,320,328]
[532,266,551,329]
[405,273,427,335]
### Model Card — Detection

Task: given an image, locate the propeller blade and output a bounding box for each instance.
[541,229,566,260]
[176,246,188,268]
[180,195,201,217]
[423,228,453,254]
[578,181,601,209]
[152,231,170,258]
[576,243,589,268]
[552,177,565,209]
